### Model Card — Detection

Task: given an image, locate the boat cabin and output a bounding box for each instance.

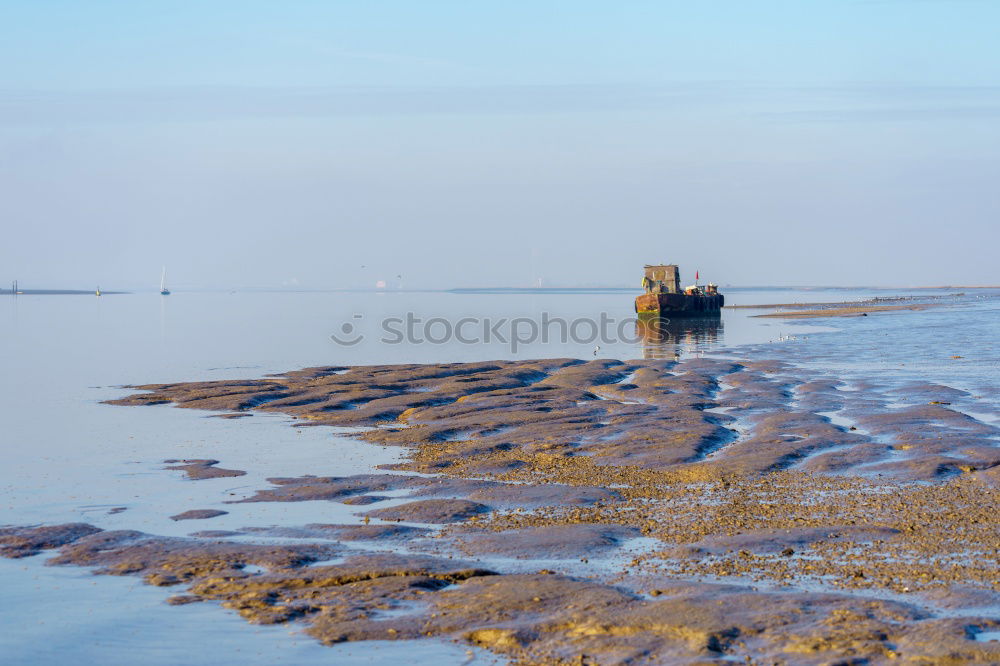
[642,264,680,294]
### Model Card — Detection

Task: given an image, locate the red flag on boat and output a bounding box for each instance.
[696,270,699,281]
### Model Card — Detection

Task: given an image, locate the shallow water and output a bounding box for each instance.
[1,286,997,663]
[0,553,494,665]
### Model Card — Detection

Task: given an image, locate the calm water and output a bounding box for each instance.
[0,287,996,664]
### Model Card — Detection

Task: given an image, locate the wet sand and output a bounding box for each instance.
[755,303,941,318]
[728,297,925,309]
[3,357,999,664]
[727,294,957,318]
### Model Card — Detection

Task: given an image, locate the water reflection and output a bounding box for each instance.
[635,315,723,359]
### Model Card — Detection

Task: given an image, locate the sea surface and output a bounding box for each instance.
[0,287,996,664]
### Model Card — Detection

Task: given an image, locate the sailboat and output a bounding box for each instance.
[160,267,171,295]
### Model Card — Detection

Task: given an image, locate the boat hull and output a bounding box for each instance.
[635,292,724,315]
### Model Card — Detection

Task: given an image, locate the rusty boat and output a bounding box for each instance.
[634,264,723,316]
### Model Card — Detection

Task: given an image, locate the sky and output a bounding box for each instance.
[1,1,998,289]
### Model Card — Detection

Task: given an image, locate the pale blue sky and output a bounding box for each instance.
[1,1,998,288]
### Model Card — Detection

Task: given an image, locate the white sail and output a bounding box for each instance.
[160,267,166,292]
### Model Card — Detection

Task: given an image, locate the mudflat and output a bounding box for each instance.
[3,357,998,664]
[727,294,957,318]
[754,303,940,318]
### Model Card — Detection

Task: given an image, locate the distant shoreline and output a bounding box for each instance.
[0,289,129,295]
[1,285,995,296]
[449,285,999,293]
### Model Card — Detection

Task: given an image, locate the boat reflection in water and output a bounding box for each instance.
[635,314,723,359]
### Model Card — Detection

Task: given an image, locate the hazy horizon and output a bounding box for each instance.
[0,280,1000,295]
[2,2,998,289]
